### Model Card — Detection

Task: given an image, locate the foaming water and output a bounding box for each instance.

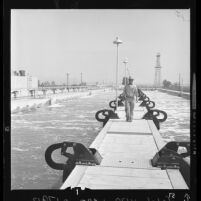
[11,90,113,189]
[48,104,64,108]
[12,147,29,152]
[145,90,190,142]
[11,90,190,189]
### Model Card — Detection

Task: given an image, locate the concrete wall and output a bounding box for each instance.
[158,88,190,100]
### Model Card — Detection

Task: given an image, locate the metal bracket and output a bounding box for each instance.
[95,109,119,126]
[142,109,167,130]
[109,99,124,109]
[45,141,102,182]
[139,100,155,111]
[151,141,190,187]
[61,142,102,165]
[151,141,190,169]
[118,93,125,101]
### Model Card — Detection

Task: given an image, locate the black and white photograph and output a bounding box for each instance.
[9,9,192,192]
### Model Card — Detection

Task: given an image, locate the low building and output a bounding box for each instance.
[11,70,38,97]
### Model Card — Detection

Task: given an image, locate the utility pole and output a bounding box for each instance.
[179,73,183,96]
[179,74,181,88]
[179,73,181,96]
[81,73,83,85]
[181,77,183,96]
[66,73,69,88]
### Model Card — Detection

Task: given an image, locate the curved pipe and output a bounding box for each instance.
[45,143,66,170]
[109,100,116,109]
[95,109,111,122]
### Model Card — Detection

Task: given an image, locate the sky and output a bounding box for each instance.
[11,9,190,85]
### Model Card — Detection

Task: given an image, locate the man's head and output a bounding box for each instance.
[128,77,134,85]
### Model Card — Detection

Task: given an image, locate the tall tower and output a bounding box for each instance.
[154,53,162,88]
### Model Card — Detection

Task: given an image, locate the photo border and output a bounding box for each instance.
[3,0,196,200]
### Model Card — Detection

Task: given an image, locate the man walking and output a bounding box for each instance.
[123,77,138,122]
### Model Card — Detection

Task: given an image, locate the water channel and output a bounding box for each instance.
[11,89,190,189]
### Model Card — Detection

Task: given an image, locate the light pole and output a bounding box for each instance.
[113,37,123,110]
[123,58,128,86]
[127,67,130,77]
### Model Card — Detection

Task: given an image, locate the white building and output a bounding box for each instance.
[11,70,38,97]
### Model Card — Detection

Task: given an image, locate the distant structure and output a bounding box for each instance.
[11,69,38,97]
[66,73,69,88]
[80,73,83,84]
[154,53,162,88]
[11,69,38,90]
